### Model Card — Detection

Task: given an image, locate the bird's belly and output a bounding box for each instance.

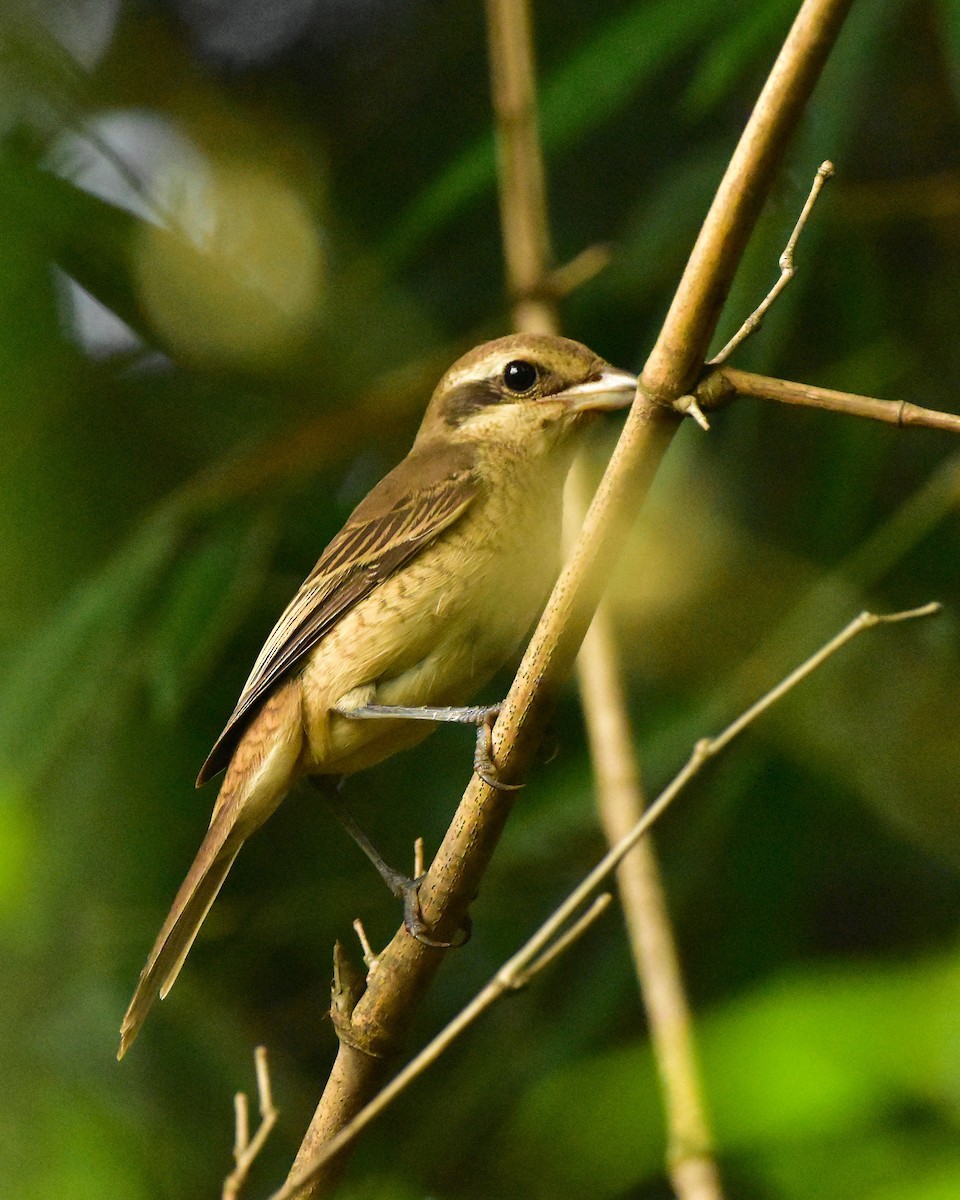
[298,497,560,777]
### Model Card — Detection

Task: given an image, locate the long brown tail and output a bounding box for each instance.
[118,810,244,1058]
[118,680,303,1059]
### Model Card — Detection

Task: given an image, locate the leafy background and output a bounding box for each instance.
[3,0,960,1196]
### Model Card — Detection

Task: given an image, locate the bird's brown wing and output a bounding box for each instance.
[196,441,479,785]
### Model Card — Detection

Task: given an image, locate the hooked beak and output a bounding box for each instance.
[556,367,638,413]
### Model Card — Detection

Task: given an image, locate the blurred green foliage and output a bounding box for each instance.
[2,1,960,1197]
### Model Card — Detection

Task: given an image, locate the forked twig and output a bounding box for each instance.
[223,1046,278,1200]
[270,602,938,1200]
[708,160,834,366]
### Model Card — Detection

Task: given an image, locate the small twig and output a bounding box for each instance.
[270,602,936,1200]
[642,0,854,400]
[223,1047,278,1200]
[673,393,712,431]
[352,920,378,973]
[694,602,939,760]
[698,367,960,434]
[413,837,425,880]
[708,160,834,366]
[233,1093,249,1173]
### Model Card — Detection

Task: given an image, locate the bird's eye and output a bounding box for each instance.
[502,359,539,394]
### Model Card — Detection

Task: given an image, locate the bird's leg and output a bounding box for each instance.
[336,702,522,792]
[314,779,454,949]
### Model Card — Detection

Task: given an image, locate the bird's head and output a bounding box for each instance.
[415,334,637,450]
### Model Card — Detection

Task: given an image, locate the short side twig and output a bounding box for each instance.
[222,1046,278,1200]
[708,160,834,366]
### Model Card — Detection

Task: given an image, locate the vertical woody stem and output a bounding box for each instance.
[485,1,723,1195]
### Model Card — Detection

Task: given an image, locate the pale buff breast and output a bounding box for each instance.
[297,443,570,778]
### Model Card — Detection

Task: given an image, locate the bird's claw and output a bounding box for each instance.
[474,710,523,791]
[389,871,470,949]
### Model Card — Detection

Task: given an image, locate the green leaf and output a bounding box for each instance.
[0,774,35,934]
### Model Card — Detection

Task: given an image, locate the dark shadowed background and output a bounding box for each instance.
[3,1,960,1196]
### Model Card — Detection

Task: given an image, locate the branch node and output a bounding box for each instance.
[693,368,737,413]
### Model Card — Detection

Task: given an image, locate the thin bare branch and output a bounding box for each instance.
[576,596,720,1200]
[547,243,613,298]
[709,160,834,365]
[272,602,937,1200]
[485,0,552,331]
[701,602,939,758]
[699,367,960,434]
[223,1046,278,1200]
[513,893,614,988]
[272,884,615,1200]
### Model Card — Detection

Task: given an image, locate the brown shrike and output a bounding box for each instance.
[119,333,637,1057]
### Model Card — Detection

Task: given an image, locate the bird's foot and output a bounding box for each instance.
[335,699,523,791]
[473,705,523,792]
[317,780,470,949]
[378,865,470,949]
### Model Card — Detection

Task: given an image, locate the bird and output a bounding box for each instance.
[118,333,637,1057]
